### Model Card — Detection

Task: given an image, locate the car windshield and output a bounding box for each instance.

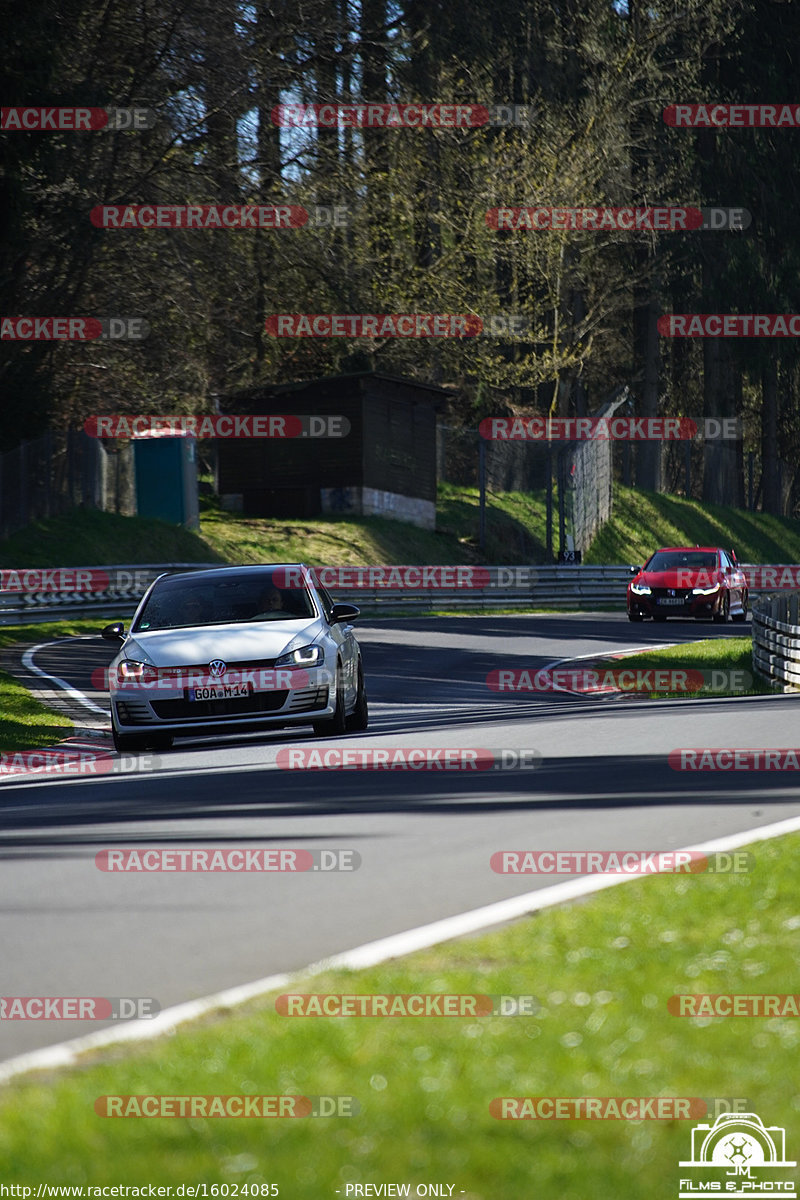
[132,571,316,631]
[646,551,718,572]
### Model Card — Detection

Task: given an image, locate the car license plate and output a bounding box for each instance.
[657,598,683,606]
[187,683,251,701]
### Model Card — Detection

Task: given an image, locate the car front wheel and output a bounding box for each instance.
[713,593,730,623]
[345,664,369,731]
[313,666,347,736]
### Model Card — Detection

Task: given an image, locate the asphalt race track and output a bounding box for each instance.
[1,612,798,1061]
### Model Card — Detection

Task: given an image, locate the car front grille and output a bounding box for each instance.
[288,687,329,713]
[115,700,155,725]
[651,588,693,602]
[150,692,289,720]
[155,657,277,679]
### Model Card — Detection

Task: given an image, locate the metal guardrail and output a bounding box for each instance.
[0,564,633,625]
[752,593,800,691]
[0,564,217,626]
[0,561,792,626]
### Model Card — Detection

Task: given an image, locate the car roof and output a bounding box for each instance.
[154,564,313,583]
[651,546,721,554]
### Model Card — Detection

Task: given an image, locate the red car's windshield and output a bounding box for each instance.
[645,551,718,572]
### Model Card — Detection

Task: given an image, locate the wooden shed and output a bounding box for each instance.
[215,372,447,530]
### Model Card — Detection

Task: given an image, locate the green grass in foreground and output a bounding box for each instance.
[0,620,111,751]
[0,832,797,1197]
[586,485,800,565]
[592,635,773,698]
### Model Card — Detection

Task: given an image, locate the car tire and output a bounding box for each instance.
[313,665,347,736]
[345,664,369,731]
[628,611,643,622]
[713,594,730,623]
[732,599,748,623]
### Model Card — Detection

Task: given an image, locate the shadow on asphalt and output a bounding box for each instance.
[0,748,796,850]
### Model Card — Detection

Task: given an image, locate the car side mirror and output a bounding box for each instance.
[101,622,125,642]
[629,565,642,576]
[330,602,360,624]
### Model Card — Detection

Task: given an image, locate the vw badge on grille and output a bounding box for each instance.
[209,660,227,677]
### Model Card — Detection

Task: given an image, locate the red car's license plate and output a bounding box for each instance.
[657,598,683,605]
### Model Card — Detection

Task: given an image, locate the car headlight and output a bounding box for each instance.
[275,644,324,668]
[630,582,651,595]
[692,585,720,595]
[116,659,159,686]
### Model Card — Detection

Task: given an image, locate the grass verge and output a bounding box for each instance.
[586,486,800,565]
[0,620,115,751]
[0,511,223,568]
[589,636,770,699]
[0,831,796,1194]
[3,485,800,573]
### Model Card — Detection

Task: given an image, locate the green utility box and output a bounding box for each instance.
[133,434,199,529]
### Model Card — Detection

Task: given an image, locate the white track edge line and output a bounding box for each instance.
[21,644,107,717]
[3,810,800,1084]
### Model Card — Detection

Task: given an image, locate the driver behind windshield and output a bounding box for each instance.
[251,584,286,619]
[178,594,205,625]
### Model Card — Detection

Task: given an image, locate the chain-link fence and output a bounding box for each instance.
[437,396,619,561]
[0,431,136,540]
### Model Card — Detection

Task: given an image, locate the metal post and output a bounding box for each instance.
[557,448,566,559]
[545,441,553,560]
[478,435,486,552]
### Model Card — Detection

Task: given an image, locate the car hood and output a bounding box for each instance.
[634,569,720,588]
[119,618,325,667]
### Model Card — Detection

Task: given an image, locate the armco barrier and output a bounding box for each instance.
[0,563,791,626]
[752,592,800,691]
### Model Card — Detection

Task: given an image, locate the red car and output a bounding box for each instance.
[627,546,748,623]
